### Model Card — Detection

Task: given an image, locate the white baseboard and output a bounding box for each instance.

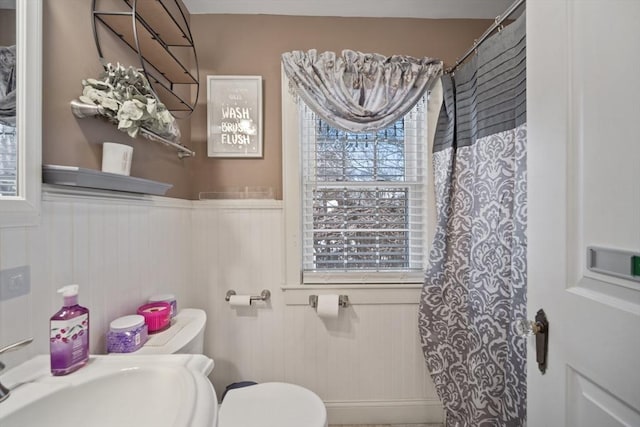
[324,398,443,425]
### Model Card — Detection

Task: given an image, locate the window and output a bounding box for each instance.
[0,123,17,197]
[283,73,431,286]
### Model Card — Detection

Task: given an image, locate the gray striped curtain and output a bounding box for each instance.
[418,13,527,427]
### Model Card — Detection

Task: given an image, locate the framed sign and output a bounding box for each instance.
[207,75,263,158]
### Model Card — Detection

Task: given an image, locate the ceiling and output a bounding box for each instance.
[181,0,515,19]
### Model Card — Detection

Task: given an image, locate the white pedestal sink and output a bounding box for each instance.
[0,354,217,427]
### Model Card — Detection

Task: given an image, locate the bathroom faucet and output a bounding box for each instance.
[0,338,33,403]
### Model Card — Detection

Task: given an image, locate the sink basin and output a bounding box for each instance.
[0,355,217,427]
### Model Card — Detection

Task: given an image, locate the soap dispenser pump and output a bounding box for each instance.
[50,284,89,375]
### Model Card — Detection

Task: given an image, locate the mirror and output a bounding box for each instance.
[0,1,16,196]
[0,0,41,227]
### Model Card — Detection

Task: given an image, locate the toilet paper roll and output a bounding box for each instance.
[229,295,252,307]
[316,294,340,319]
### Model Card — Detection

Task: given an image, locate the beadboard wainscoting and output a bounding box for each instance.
[0,193,442,425]
[0,186,195,369]
[192,200,443,425]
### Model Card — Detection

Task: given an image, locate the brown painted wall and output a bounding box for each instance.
[41,5,489,200]
[189,15,490,200]
[42,0,193,198]
[0,9,15,46]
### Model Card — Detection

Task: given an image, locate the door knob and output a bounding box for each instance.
[516,309,548,374]
[515,319,544,336]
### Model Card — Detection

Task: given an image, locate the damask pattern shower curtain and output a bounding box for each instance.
[418,13,527,427]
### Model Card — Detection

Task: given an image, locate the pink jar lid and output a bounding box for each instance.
[137,302,171,332]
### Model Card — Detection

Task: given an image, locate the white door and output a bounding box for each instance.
[527,0,640,426]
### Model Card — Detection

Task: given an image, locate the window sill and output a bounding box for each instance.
[281,284,423,306]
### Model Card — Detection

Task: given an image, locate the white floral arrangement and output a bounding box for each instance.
[76,63,180,142]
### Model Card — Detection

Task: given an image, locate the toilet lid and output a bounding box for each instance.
[218,382,327,427]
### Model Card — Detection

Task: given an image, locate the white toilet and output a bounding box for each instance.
[130,308,328,427]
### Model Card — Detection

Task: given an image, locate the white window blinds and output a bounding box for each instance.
[299,97,428,283]
[0,123,17,197]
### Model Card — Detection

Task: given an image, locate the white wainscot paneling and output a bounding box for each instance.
[1,195,442,425]
[193,200,442,425]
[0,187,194,367]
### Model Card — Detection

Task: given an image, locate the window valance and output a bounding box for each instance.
[282,49,442,132]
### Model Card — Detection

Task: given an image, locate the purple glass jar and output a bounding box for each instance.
[107,315,148,353]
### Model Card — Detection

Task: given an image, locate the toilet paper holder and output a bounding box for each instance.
[309,295,349,309]
[225,289,271,303]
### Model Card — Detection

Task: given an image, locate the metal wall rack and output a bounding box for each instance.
[69,99,196,158]
[91,0,199,115]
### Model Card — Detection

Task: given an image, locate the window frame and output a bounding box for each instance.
[282,70,440,287]
[0,0,42,228]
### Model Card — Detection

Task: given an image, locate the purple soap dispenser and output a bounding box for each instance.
[50,284,90,375]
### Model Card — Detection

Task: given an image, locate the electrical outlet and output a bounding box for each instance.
[0,265,31,301]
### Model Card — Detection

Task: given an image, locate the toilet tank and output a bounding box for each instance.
[134,308,206,355]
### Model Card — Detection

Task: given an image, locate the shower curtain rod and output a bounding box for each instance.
[447,0,525,74]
